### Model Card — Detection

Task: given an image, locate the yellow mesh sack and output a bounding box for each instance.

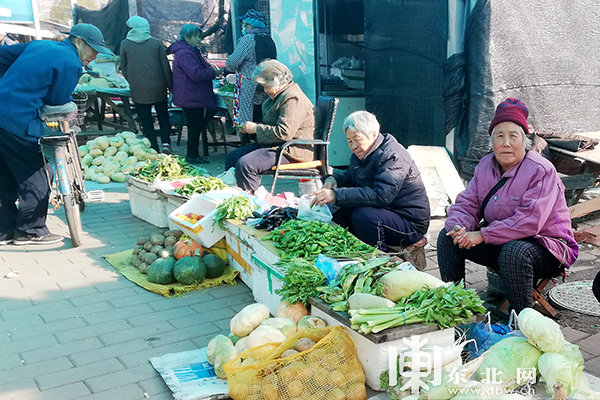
[225,326,366,400]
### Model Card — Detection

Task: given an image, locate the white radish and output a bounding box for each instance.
[404,339,473,372]
[419,352,488,400]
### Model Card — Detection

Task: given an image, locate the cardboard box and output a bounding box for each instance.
[167,194,224,248]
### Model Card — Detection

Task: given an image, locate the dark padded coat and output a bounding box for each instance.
[331,133,430,234]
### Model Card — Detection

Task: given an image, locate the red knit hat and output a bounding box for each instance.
[488,98,529,135]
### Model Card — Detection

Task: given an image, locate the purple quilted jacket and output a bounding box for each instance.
[170,40,216,109]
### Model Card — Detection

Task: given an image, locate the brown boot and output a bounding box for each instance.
[406,237,428,271]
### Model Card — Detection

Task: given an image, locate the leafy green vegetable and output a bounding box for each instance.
[538,352,589,397]
[218,83,235,93]
[213,195,257,229]
[130,155,207,182]
[275,258,327,305]
[174,176,227,197]
[349,281,486,333]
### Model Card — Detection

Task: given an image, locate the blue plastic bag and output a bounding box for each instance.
[315,254,342,284]
[469,310,524,357]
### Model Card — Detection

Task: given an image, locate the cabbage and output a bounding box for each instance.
[104,146,117,157]
[84,167,97,180]
[102,162,120,177]
[108,136,124,147]
[141,137,151,148]
[259,317,297,338]
[476,336,542,390]
[114,151,128,162]
[110,172,126,183]
[119,131,136,140]
[120,165,135,174]
[95,174,110,184]
[214,345,239,378]
[91,155,105,166]
[120,143,130,154]
[206,335,234,365]
[89,148,103,158]
[134,151,148,161]
[298,315,327,330]
[126,137,137,146]
[133,161,146,169]
[120,156,137,166]
[95,136,110,150]
[560,342,585,366]
[538,352,589,397]
[78,145,89,157]
[81,153,94,166]
[87,139,98,150]
[518,308,564,353]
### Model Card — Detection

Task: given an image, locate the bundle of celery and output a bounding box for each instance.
[275,258,327,305]
[349,282,486,334]
[318,256,398,311]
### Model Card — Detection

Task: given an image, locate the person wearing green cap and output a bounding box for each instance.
[0,23,112,246]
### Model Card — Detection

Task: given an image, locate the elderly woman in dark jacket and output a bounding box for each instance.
[120,16,172,154]
[224,59,314,191]
[171,24,220,164]
[312,111,430,259]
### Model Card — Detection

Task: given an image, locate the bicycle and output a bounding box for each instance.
[38,95,103,247]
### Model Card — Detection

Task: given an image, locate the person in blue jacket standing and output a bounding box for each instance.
[0,23,112,246]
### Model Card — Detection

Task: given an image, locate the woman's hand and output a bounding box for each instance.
[311,189,336,207]
[241,121,257,134]
[447,225,483,249]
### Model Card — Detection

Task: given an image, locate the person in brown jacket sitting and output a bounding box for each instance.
[224,59,315,191]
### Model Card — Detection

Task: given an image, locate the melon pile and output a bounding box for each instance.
[78,131,159,183]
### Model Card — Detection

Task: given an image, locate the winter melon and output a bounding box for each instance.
[147,257,177,284]
[173,257,206,285]
[202,254,226,279]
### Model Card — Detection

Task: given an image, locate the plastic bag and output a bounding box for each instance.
[225,327,366,400]
[297,195,333,223]
[315,254,342,284]
[216,167,237,186]
[469,310,524,357]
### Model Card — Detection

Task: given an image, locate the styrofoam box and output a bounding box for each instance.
[200,188,243,203]
[167,194,224,248]
[127,184,170,228]
[163,195,187,217]
[224,228,253,288]
[311,307,455,391]
[249,253,284,315]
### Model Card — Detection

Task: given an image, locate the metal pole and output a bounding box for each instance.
[31,0,41,40]
[128,0,137,16]
[71,0,78,25]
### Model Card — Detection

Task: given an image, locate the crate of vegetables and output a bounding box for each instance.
[168,194,222,248]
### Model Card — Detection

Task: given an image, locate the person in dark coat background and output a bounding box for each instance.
[312,111,430,263]
[120,16,173,154]
[170,24,221,164]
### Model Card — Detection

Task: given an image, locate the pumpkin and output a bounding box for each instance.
[173,239,203,260]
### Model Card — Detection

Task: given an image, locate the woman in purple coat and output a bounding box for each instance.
[437,98,579,313]
[171,25,221,164]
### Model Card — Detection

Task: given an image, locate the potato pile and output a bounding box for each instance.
[79,132,160,183]
[131,229,183,273]
[77,73,128,89]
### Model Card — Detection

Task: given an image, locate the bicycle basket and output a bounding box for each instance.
[71,90,89,127]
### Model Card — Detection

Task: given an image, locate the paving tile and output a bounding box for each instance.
[204,281,251,298]
[0,378,40,399]
[0,334,58,356]
[118,340,198,369]
[93,279,136,292]
[29,286,100,304]
[20,337,104,364]
[83,303,154,325]
[0,298,34,313]
[40,301,114,323]
[561,327,591,344]
[169,308,236,329]
[85,363,157,393]
[108,290,159,308]
[36,358,125,390]
[191,332,222,349]
[72,339,152,366]
[9,317,87,342]
[19,382,91,400]
[143,322,220,348]
[55,319,130,344]
[68,287,139,307]
[0,357,73,386]
[585,356,600,377]
[137,376,171,397]
[127,305,198,327]
[77,384,147,400]
[99,321,176,346]
[188,293,254,314]
[1,299,74,321]
[0,353,24,371]
[577,332,600,356]
[146,291,217,312]
[0,314,44,333]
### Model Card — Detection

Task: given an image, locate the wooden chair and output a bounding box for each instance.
[497,270,566,318]
[261,95,339,194]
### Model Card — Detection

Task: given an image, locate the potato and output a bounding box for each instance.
[281,349,299,358]
[294,337,316,352]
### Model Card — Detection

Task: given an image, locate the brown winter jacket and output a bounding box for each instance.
[255,82,315,162]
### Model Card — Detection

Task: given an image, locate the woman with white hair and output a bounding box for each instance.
[224,59,314,191]
[312,110,430,259]
[437,98,578,313]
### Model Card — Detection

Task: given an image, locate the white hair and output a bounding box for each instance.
[490,125,532,150]
[252,59,293,89]
[343,111,380,139]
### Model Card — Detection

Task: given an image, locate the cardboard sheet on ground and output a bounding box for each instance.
[103,249,239,297]
[149,347,228,400]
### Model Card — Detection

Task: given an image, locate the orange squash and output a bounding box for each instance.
[173,239,203,260]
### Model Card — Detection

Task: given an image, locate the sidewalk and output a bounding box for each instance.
[1,140,599,399]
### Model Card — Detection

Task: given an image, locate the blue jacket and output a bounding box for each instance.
[170,40,216,109]
[0,39,82,142]
[331,133,431,234]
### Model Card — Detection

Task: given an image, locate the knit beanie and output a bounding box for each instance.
[488,98,529,135]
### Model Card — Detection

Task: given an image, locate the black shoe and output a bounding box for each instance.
[0,238,13,246]
[14,233,64,246]
[161,143,173,155]
[185,156,210,165]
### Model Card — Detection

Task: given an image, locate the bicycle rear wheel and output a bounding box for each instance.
[63,192,82,247]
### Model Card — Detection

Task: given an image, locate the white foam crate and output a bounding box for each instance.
[167,194,224,248]
[127,184,169,228]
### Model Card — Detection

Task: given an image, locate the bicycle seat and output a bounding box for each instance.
[39,133,72,144]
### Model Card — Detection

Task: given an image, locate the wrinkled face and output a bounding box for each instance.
[261,83,280,99]
[185,33,202,48]
[345,129,376,160]
[75,38,99,66]
[492,121,526,171]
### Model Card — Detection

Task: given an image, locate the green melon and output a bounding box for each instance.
[173,256,206,285]
[147,257,177,284]
[202,254,226,278]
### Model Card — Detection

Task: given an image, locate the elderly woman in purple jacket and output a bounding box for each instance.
[171,24,221,164]
[437,98,579,313]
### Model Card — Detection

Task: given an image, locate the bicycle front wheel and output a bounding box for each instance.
[63,192,82,247]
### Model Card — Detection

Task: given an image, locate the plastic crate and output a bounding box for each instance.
[167,194,224,248]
